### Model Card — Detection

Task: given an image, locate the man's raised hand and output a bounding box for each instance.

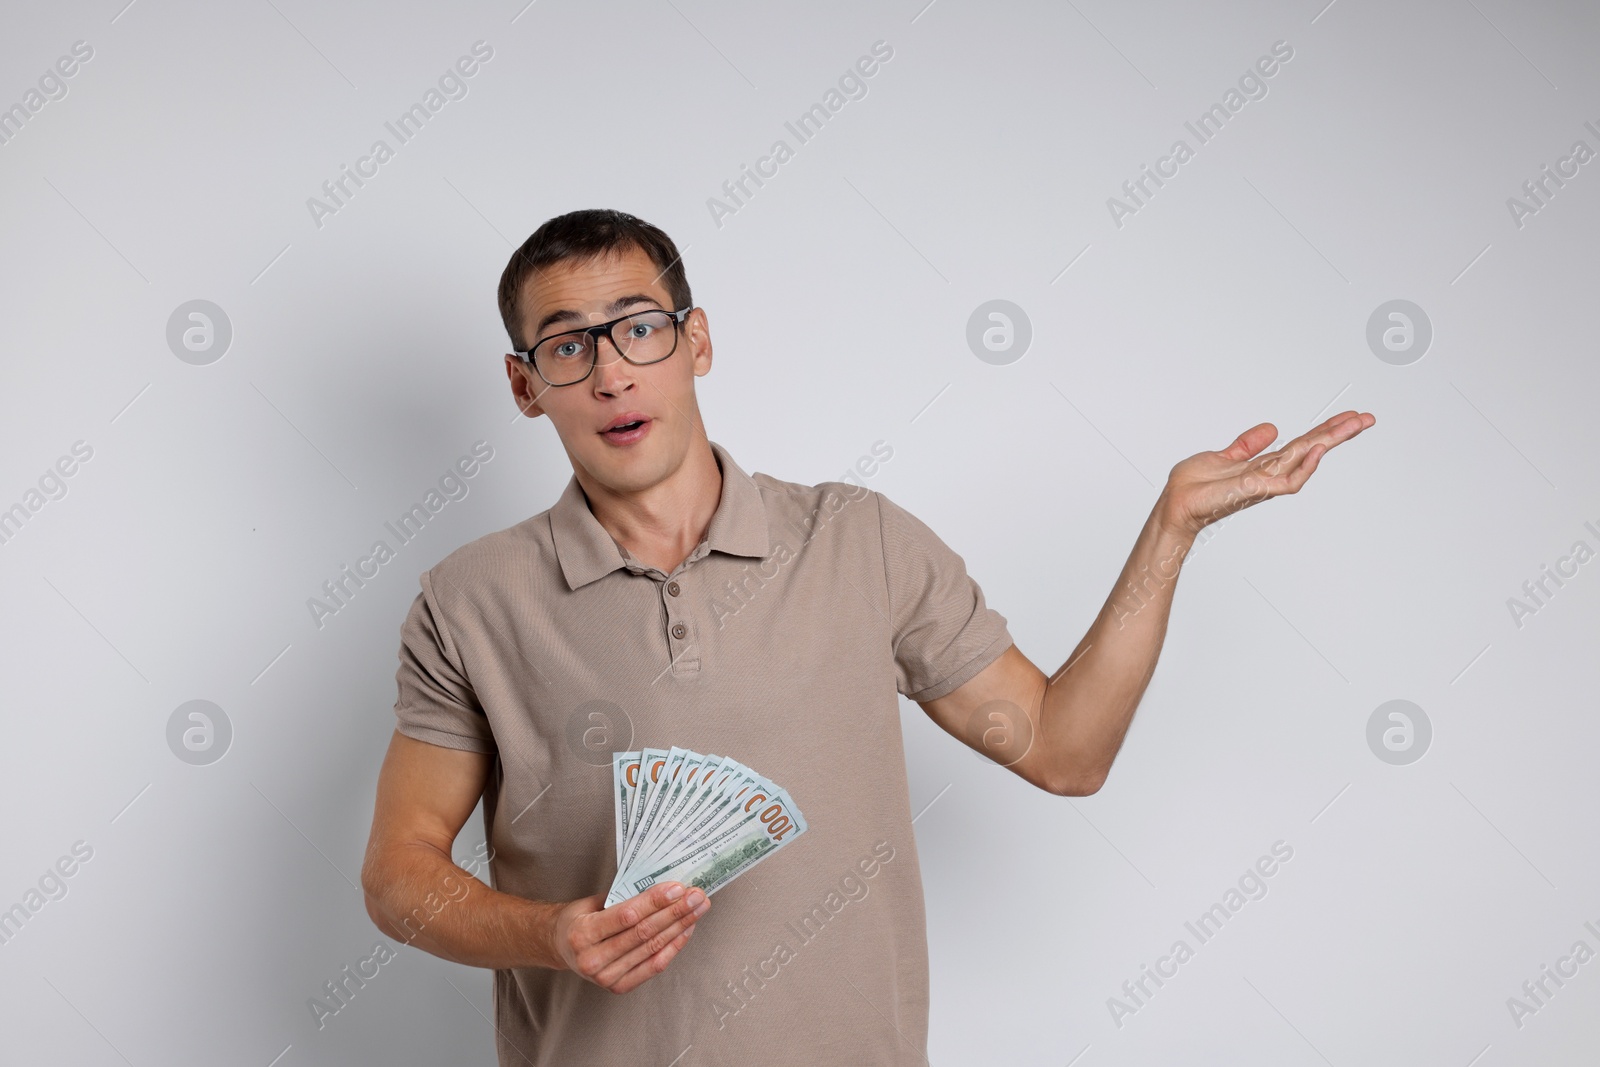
[1155,410,1376,538]
[552,882,711,994]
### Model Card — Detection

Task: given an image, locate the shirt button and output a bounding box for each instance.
[671,623,687,639]
[667,581,680,597]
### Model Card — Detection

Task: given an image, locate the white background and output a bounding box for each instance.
[2,0,1597,1064]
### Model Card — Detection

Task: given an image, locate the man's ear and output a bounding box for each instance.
[505,355,546,417]
[687,308,713,376]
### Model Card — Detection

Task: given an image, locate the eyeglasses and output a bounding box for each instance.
[512,307,693,387]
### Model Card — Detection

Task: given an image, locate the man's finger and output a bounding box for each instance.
[1264,441,1320,491]
[609,925,698,995]
[1305,409,1361,438]
[1303,411,1372,450]
[1283,443,1325,492]
[1286,414,1369,468]
[1329,411,1374,441]
[583,883,685,943]
[1262,412,1370,476]
[612,887,707,952]
[1219,422,1277,462]
[594,895,709,988]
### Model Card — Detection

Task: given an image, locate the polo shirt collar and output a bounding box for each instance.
[550,439,770,591]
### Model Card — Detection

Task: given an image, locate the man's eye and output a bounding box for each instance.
[553,340,585,358]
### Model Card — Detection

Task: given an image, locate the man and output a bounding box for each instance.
[360,208,1374,1065]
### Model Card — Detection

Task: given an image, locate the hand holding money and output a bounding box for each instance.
[544,745,805,994]
[551,880,711,994]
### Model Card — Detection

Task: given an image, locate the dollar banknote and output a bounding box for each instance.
[606,748,807,907]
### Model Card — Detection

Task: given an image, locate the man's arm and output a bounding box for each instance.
[918,411,1375,796]
[360,730,710,993]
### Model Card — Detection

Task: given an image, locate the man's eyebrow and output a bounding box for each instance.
[532,293,664,339]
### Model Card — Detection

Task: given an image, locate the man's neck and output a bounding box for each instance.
[579,441,724,575]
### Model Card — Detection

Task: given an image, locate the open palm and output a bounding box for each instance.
[1157,410,1376,538]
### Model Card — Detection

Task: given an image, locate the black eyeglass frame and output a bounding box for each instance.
[512,306,694,387]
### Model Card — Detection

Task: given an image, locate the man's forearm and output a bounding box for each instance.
[1037,495,1195,791]
[362,841,563,970]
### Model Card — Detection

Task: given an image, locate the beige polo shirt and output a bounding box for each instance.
[391,438,1013,1067]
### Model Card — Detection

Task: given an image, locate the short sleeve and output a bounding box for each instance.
[392,570,496,753]
[876,491,1014,702]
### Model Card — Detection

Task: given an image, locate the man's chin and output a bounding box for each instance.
[579,432,670,489]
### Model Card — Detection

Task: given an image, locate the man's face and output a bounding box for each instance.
[505,244,712,494]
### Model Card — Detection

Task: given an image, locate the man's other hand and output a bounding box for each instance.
[1156,410,1376,538]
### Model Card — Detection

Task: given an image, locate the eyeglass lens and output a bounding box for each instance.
[533,311,677,385]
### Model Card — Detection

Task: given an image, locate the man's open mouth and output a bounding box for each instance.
[601,415,651,439]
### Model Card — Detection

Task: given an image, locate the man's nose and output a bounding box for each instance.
[591,335,634,392]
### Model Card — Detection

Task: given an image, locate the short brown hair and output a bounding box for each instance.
[497,208,692,352]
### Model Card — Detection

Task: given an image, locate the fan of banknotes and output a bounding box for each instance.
[607,747,808,907]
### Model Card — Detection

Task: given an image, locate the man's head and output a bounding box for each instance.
[500,209,712,495]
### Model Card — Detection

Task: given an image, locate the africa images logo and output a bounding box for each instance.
[305,41,494,230]
[1106,40,1295,228]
